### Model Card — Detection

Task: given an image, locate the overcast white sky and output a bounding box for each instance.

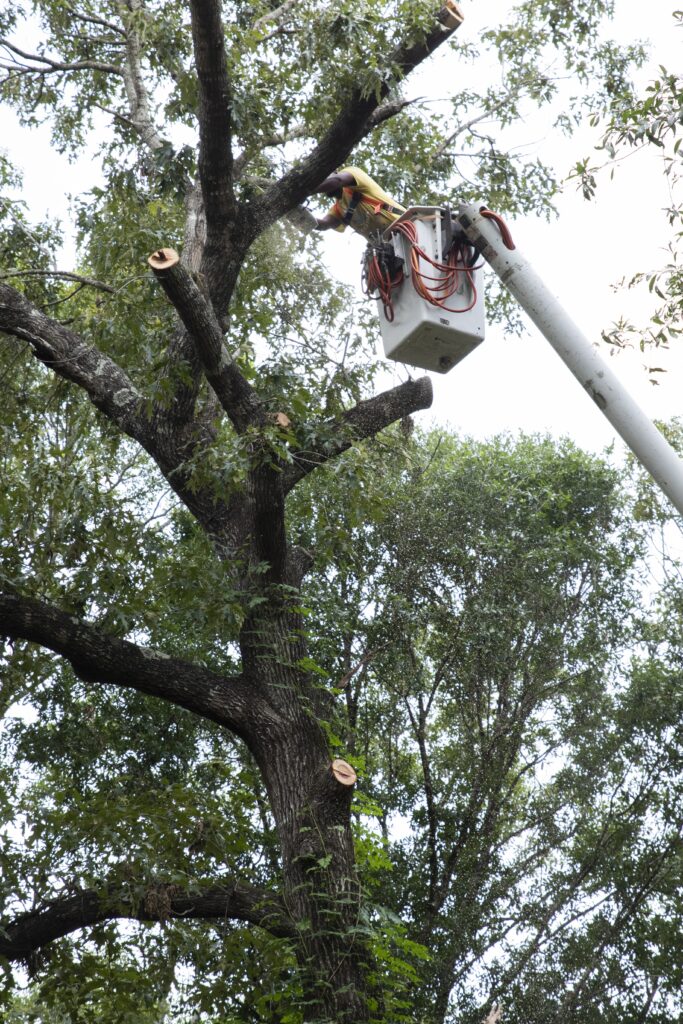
[1,1,681,458]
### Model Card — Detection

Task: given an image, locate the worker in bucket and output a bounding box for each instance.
[314,167,406,240]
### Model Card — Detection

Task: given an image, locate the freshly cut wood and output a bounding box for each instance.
[331,759,357,786]
[148,248,180,270]
[438,0,464,29]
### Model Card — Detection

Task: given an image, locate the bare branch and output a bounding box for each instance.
[0,590,264,736]
[0,879,295,961]
[0,269,116,294]
[283,376,433,492]
[64,5,127,36]
[482,1003,503,1024]
[147,248,264,432]
[253,0,298,31]
[0,37,122,76]
[117,0,166,152]
[368,95,420,128]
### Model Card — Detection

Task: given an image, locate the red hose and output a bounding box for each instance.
[392,220,479,314]
[479,207,516,250]
[365,208,514,321]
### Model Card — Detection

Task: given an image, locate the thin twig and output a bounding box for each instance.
[64,5,126,36]
[0,37,121,76]
[0,270,116,294]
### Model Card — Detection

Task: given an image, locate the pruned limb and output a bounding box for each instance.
[283,376,433,492]
[151,184,207,429]
[331,758,357,787]
[188,0,238,310]
[0,591,264,737]
[298,760,358,860]
[249,14,463,235]
[147,248,264,432]
[0,880,295,961]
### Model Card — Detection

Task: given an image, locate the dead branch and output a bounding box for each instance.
[0,37,122,76]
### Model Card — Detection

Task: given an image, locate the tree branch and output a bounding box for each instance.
[234,98,417,182]
[283,376,433,492]
[253,0,297,32]
[0,282,148,441]
[0,269,117,293]
[147,248,264,432]
[0,880,295,961]
[189,0,238,311]
[0,591,267,737]
[0,37,122,76]
[64,5,127,36]
[368,95,420,129]
[249,13,462,234]
[117,0,166,153]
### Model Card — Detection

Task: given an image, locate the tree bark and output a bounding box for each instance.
[240,603,372,1022]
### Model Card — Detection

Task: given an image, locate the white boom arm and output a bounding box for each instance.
[457,203,683,518]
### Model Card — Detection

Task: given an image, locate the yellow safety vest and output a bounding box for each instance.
[328,166,406,239]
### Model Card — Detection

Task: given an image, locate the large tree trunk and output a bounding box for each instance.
[242,604,372,1022]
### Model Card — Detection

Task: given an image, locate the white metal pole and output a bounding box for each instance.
[457,203,683,518]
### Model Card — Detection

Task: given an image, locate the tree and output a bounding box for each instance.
[571,9,682,360]
[0,0,674,1020]
[297,430,683,1024]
